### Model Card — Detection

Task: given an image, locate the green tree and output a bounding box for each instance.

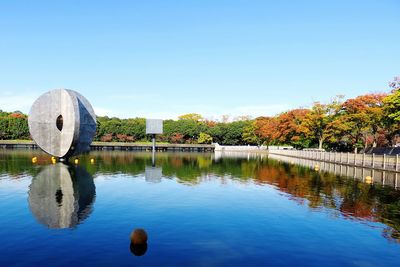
[242,121,260,145]
[302,97,343,149]
[198,132,213,144]
[178,113,203,121]
[383,88,400,145]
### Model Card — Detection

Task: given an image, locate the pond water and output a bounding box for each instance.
[0,149,400,266]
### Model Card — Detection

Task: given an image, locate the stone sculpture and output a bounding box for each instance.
[28,89,96,158]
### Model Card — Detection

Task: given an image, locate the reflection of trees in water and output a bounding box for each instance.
[87,152,400,241]
[253,161,400,242]
[1,150,400,240]
[28,163,95,229]
[89,152,400,241]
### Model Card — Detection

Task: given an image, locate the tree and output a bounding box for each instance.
[384,89,400,123]
[338,93,386,152]
[302,97,343,149]
[254,117,280,146]
[223,121,249,145]
[198,132,213,144]
[178,113,203,121]
[242,121,260,145]
[383,84,400,146]
[164,119,204,140]
[275,109,310,148]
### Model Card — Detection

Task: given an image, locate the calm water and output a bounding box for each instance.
[1,149,400,266]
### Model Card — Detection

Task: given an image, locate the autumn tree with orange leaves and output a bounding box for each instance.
[332,93,387,152]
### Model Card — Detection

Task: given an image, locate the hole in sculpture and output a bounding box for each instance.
[56,115,63,131]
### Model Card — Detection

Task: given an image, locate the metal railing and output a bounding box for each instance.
[268,150,399,172]
[268,153,400,188]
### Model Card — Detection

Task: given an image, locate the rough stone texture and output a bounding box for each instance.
[28,163,95,229]
[28,89,96,158]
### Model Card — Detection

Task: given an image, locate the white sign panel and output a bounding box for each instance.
[146,119,163,134]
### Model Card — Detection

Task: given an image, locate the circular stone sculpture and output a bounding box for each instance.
[28,89,96,158]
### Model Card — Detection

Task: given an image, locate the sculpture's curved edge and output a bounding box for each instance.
[65,89,97,157]
[28,89,76,158]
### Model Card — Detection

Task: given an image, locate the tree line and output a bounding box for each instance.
[253,79,400,152]
[0,78,399,151]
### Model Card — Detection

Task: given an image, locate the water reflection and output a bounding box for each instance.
[145,150,162,183]
[269,153,400,188]
[1,150,400,241]
[145,166,162,183]
[28,163,96,229]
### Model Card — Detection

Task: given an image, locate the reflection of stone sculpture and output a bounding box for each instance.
[28,163,96,229]
[28,89,96,158]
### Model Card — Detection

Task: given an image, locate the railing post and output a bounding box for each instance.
[347,152,349,164]
[396,154,399,172]
[372,153,375,168]
[362,153,365,167]
[383,154,386,169]
[354,153,356,165]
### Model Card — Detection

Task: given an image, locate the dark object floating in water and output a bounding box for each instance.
[130,228,148,244]
[130,228,148,256]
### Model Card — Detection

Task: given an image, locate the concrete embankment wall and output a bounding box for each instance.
[0,141,215,152]
[268,153,400,189]
[214,144,268,152]
[269,149,399,173]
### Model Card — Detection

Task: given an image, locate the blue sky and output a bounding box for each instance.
[0,0,399,120]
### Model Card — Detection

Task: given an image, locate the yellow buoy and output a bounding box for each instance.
[365,176,373,184]
[90,158,95,164]
[32,157,37,163]
[314,164,320,171]
[74,159,79,164]
[51,158,56,164]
